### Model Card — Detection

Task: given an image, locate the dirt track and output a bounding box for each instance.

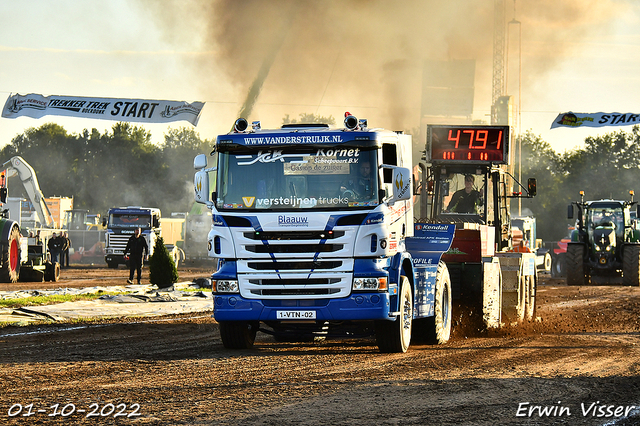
[1,267,640,425]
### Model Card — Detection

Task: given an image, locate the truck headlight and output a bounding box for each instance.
[352,277,387,291]
[213,280,239,293]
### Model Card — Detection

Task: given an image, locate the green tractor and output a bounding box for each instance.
[566,191,640,286]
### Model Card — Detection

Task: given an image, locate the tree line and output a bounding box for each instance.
[0,122,213,220]
[517,126,640,242]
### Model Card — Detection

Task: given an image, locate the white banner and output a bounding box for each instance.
[551,112,640,129]
[2,93,205,126]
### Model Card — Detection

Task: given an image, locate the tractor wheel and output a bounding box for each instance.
[375,276,412,353]
[0,225,21,283]
[219,321,259,349]
[566,244,588,286]
[622,244,640,286]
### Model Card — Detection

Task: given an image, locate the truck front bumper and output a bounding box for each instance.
[213,293,392,322]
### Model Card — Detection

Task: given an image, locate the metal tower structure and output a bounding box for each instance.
[491,0,506,124]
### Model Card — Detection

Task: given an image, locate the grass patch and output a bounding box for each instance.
[0,292,130,310]
[181,287,211,293]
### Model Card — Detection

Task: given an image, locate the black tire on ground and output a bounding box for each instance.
[375,275,412,353]
[551,253,567,278]
[622,244,640,286]
[426,261,452,344]
[566,244,588,286]
[44,262,61,282]
[107,262,118,269]
[0,225,21,283]
[524,274,537,321]
[219,321,259,349]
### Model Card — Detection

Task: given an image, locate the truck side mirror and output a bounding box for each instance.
[0,187,6,204]
[102,217,107,227]
[194,154,207,170]
[568,204,574,219]
[381,166,411,204]
[194,169,210,204]
[527,178,537,197]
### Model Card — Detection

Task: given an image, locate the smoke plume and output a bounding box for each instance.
[140,0,622,132]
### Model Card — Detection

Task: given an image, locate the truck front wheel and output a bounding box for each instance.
[219,321,259,349]
[375,275,412,353]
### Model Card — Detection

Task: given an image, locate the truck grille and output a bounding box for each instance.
[107,234,130,253]
[247,261,342,270]
[246,244,343,254]
[243,231,345,240]
[238,272,352,299]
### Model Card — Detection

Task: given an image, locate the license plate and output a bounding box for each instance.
[276,310,317,320]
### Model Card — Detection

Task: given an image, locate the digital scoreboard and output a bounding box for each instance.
[428,125,509,164]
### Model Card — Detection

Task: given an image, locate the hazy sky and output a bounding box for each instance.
[1,0,639,154]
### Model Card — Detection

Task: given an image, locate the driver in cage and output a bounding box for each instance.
[447,174,483,214]
[340,161,373,199]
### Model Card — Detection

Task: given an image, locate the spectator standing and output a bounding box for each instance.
[48,232,61,264]
[124,227,149,285]
[60,232,71,268]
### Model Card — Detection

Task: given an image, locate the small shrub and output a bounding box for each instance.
[149,236,178,289]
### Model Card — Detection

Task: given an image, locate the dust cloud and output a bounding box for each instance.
[140,0,621,132]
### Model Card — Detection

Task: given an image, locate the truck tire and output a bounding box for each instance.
[0,225,21,283]
[427,262,452,344]
[219,321,259,349]
[524,274,536,321]
[375,275,412,353]
[566,244,588,286]
[622,244,640,286]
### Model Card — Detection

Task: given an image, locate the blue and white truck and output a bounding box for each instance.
[194,116,537,352]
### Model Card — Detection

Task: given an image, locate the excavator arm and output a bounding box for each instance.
[1,156,55,228]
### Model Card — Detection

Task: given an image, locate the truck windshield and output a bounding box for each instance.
[109,214,151,229]
[216,148,379,210]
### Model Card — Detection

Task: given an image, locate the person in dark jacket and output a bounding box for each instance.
[60,232,71,268]
[124,227,149,284]
[447,174,482,213]
[48,232,61,264]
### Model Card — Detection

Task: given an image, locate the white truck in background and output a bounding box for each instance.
[104,206,160,268]
[103,206,183,268]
